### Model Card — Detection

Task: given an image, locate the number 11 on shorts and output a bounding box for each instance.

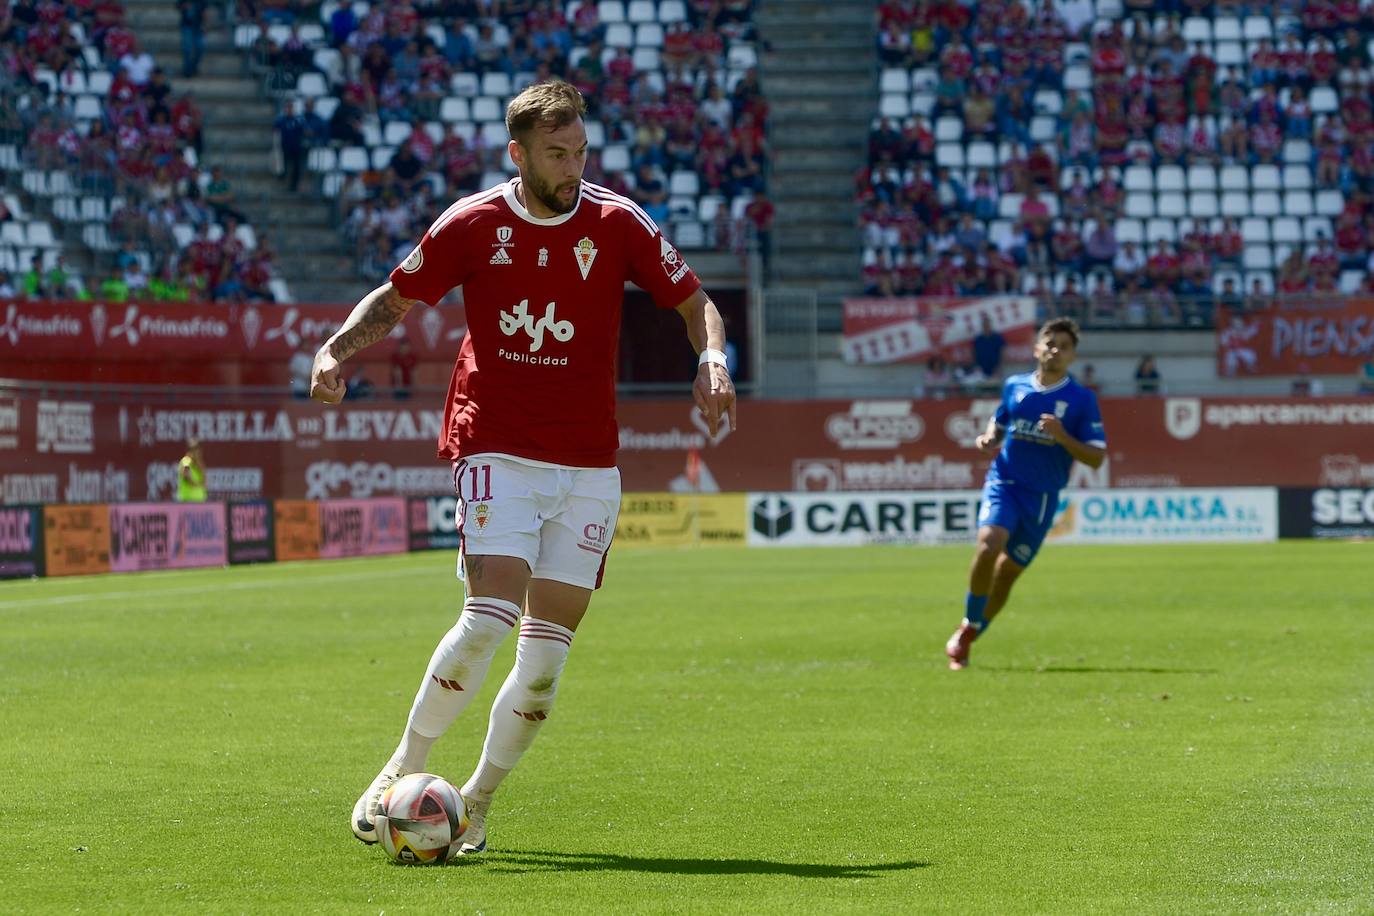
[465,464,493,501]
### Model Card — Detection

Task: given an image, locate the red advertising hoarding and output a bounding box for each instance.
[841,296,1037,367]
[4,393,1374,502]
[1217,300,1374,376]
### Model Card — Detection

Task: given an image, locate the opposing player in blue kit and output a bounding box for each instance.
[945,317,1106,670]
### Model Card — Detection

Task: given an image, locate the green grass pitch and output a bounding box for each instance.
[2,542,1371,914]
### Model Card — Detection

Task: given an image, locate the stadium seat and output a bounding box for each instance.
[383,121,411,146]
[1243,245,1273,270]
[1182,17,1211,42]
[1240,217,1270,244]
[1147,218,1176,243]
[602,144,631,173]
[598,0,627,22]
[1281,165,1311,190]
[934,117,962,142]
[1251,165,1280,190]
[449,72,480,96]
[1242,16,1272,40]
[439,97,471,123]
[1310,86,1339,114]
[0,222,23,246]
[1221,192,1250,218]
[338,147,370,172]
[1281,140,1311,164]
[471,96,502,122]
[879,94,909,119]
[1219,165,1248,191]
[1314,190,1343,216]
[627,0,656,22]
[1188,193,1218,219]
[935,143,964,168]
[1115,218,1144,244]
[636,23,664,47]
[1186,165,1216,191]
[1340,270,1364,293]
[307,147,337,171]
[1271,218,1301,245]
[1214,42,1243,66]
[1124,193,1154,219]
[1212,17,1242,41]
[1304,217,1333,242]
[658,0,687,22]
[1283,191,1313,217]
[1157,192,1186,219]
[966,142,996,169]
[880,68,909,94]
[1251,192,1281,218]
[669,171,700,197]
[1123,166,1153,192]
[296,73,328,97]
[605,22,633,47]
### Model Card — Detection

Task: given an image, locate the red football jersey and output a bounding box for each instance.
[390,178,702,468]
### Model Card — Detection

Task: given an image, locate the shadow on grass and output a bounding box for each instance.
[980,665,1219,675]
[462,848,928,878]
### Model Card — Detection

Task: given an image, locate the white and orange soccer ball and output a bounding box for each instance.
[374,773,470,865]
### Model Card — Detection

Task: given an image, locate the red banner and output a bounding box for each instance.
[841,296,1037,367]
[0,300,467,387]
[4,393,1374,502]
[1217,300,1374,376]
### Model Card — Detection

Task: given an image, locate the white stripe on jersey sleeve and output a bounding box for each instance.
[580,183,659,236]
[430,183,509,236]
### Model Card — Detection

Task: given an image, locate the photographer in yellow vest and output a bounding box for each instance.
[176,438,208,503]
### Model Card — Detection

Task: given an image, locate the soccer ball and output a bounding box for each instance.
[375,773,470,865]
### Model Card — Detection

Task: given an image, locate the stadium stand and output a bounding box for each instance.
[0,0,285,303]
[237,0,769,282]
[864,0,1374,328]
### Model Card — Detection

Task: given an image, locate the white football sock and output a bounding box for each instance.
[390,596,521,772]
[462,616,574,800]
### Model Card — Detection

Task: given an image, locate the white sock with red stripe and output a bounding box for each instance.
[461,616,574,801]
[391,596,522,772]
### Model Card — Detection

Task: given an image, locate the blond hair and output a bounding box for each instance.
[505,79,587,146]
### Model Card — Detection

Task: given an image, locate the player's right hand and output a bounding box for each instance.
[310,346,346,404]
[974,433,1001,455]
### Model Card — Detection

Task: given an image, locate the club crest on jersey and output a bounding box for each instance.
[574,237,598,280]
[1055,400,1068,418]
[538,247,548,267]
[474,502,490,529]
[496,226,513,244]
[660,237,689,283]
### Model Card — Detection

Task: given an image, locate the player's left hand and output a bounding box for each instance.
[693,363,737,437]
[1037,413,1066,442]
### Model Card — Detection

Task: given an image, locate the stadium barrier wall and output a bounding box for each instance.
[8,487,1362,581]
[5,394,1374,505]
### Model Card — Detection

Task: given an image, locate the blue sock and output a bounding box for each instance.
[964,593,989,632]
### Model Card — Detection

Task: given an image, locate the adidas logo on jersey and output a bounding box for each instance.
[490,248,512,266]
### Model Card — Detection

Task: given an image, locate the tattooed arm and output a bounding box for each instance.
[310,283,418,403]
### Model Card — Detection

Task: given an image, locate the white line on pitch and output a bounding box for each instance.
[0,566,450,610]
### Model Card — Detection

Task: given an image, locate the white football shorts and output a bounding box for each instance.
[452,453,621,590]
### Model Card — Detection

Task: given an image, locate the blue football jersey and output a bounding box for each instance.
[986,372,1107,493]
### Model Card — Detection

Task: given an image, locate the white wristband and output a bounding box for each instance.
[698,348,728,368]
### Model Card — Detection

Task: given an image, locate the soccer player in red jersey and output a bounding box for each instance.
[311,80,737,855]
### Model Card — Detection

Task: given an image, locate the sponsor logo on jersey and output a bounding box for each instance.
[400,245,424,273]
[574,237,598,279]
[659,237,689,283]
[490,248,513,265]
[499,299,574,353]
